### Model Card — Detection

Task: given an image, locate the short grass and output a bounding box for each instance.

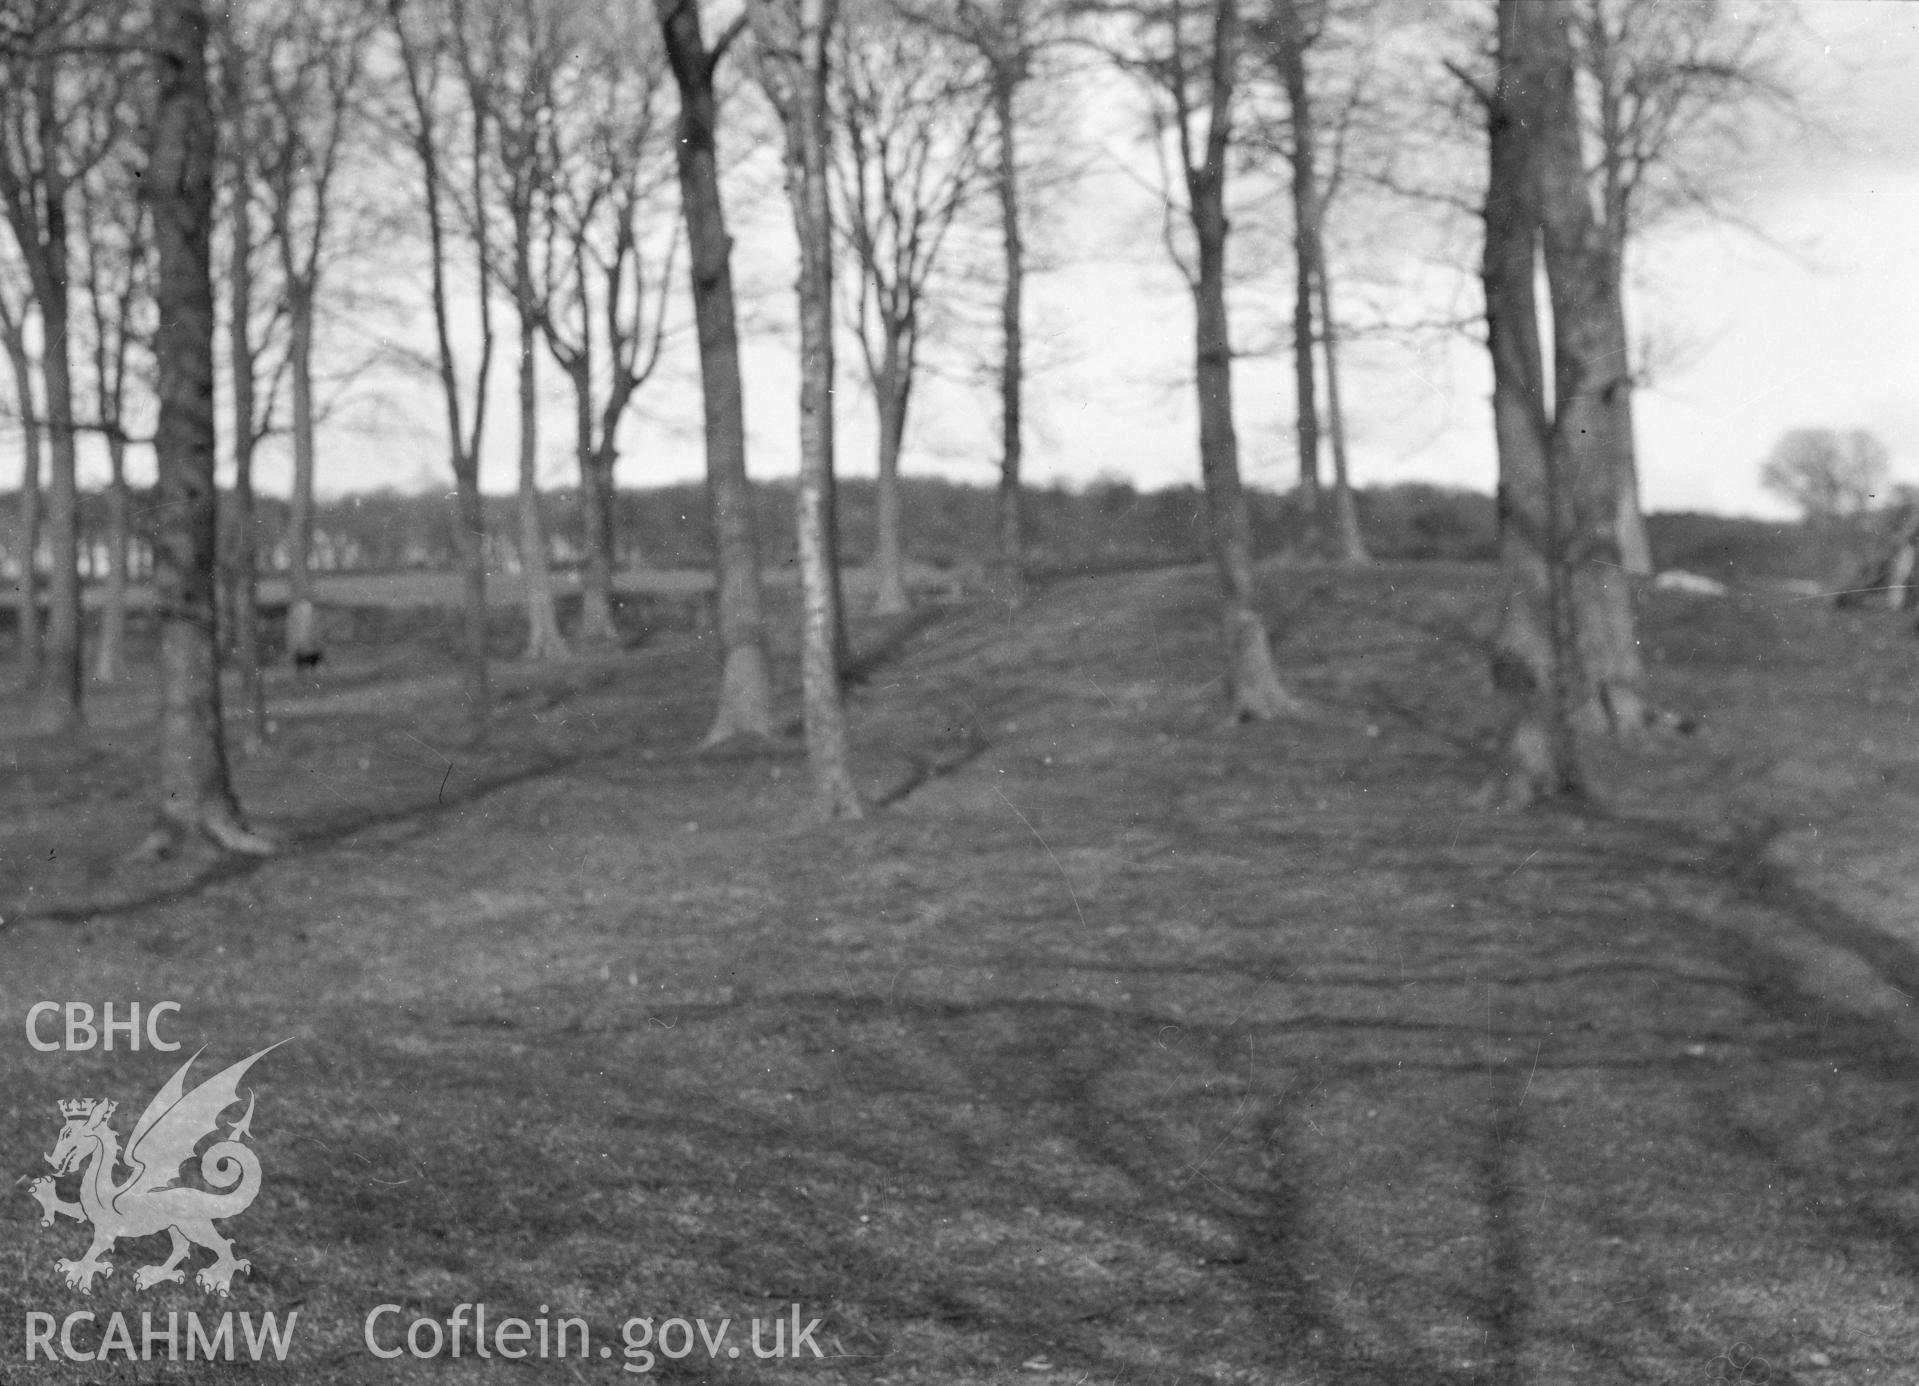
[4,560,1919,1383]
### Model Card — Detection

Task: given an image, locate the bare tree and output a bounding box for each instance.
[655,0,777,745]
[254,0,373,667]
[983,0,1028,601]
[1572,0,1801,576]
[460,0,573,657]
[1101,0,1303,720]
[143,0,272,856]
[1531,0,1648,738]
[74,140,148,684]
[387,0,498,730]
[1476,0,1652,807]
[832,0,991,616]
[1478,0,1575,804]
[1760,428,1891,525]
[1314,232,1365,562]
[1255,0,1367,562]
[213,13,290,749]
[752,0,864,818]
[520,0,681,653]
[907,0,1048,600]
[1260,0,1318,540]
[0,0,131,731]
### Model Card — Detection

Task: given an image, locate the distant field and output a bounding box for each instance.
[33,560,970,612]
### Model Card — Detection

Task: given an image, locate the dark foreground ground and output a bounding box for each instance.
[5,560,1919,1383]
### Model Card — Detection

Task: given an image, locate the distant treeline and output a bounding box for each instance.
[0,477,1831,584]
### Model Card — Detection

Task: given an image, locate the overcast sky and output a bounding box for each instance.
[1002,0,1919,520]
[124,0,1919,519]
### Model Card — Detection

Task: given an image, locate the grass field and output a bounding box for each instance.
[4,559,1919,1383]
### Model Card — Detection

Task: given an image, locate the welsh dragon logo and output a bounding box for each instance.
[27,1041,287,1297]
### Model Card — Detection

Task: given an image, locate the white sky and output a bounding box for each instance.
[52,0,1919,521]
[1005,0,1919,520]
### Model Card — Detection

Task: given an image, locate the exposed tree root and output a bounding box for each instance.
[521,626,572,663]
[132,808,279,863]
[701,646,776,747]
[1224,606,1310,721]
[1473,716,1582,811]
[813,773,865,822]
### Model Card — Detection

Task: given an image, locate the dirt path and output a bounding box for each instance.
[3,562,1918,1383]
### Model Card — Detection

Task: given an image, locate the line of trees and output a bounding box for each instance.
[0,0,1802,843]
[0,473,1517,589]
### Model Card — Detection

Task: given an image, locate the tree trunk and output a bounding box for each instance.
[871,330,910,616]
[451,457,491,719]
[657,0,774,745]
[32,156,82,732]
[991,34,1025,603]
[1316,259,1369,564]
[392,3,493,735]
[1481,0,1579,806]
[228,429,267,750]
[1185,0,1299,722]
[587,440,622,638]
[1527,0,1649,736]
[565,365,619,648]
[1275,4,1322,550]
[1602,279,1654,575]
[772,0,862,818]
[515,303,569,659]
[93,435,129,682]
[145,0,270,856]
[225,102,267,749]
[825,434,849,676]
[1193,213,1297,720]
[1616,453,1653,575]
[1,311,42,682]
[285,279,321,664]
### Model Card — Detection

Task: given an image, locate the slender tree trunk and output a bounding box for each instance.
[1288,248,1321,544]
[565,364,619,647]
[2,314,42,682]
[991,38,1025,603]
[1192,202,1299,720]
[871,330,910,616]
[577,444,620,644]
[93,435,129,682]
[515,302,568,659]
[225,110,267,749]
[1528,0,1649,736]
[1602,272,1653,575]
[575,450,619,646]
[391,4,492,732]
[824,434,849,675]
[590,436,622,579]
[229,425,267,750]
[14,64,83,732]
[285,280,321,664]
[34,263,81,731]
[1275,6,1322,550]
[657,0,774,745]
[1185,0,1299,721]
[450,457,491,719]
[1189,223,1297,714]
[768,0,862,817]
[1316,261,1368,564]
[145,0,270,855]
